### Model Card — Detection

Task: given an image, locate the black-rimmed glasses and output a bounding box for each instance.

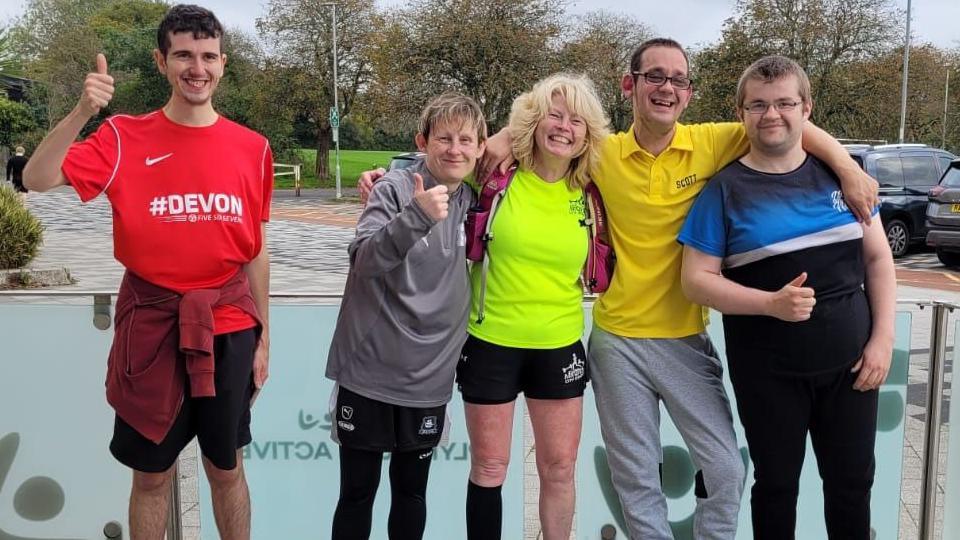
[742,101,802,115]
[632,71,692,90]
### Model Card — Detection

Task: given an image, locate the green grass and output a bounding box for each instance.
[274,149,403,189]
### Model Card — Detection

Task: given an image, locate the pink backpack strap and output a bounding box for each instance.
[476,168,514,211]
[582,181,614,294]
[474,167,516,323]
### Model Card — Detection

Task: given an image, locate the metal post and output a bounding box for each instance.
[93,294,112,330]
[166,462,183,540]
[329,3,342,200]
[295,164,302,197]
[898,0,912,144]
[943,70,950,150]
[918,302,951,539]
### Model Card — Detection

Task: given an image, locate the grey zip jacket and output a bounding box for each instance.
[325,159,475,407]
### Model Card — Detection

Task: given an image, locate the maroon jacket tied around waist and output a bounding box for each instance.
[106,270,262,444]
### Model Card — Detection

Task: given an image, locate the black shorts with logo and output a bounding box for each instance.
[333,385,447,453]
[456,335,588,404]
[110,328,256,473]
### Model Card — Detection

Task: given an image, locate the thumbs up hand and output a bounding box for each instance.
[766,272,816,322]
[78,53,115,118]
[411,173,449,221]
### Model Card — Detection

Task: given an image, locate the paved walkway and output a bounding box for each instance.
[6,187,959,539]
[19,188,358,295]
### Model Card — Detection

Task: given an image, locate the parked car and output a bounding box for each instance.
[845,143,957,257]
[925,159,960,267]
[387,152,425,171]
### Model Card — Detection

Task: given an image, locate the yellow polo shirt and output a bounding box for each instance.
[592,122,749,338]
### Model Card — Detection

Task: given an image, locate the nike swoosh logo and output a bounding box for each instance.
[145,153,173,166]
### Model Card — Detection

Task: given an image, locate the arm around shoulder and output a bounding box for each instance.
[801,122,879,223]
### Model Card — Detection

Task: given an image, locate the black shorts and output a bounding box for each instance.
[110,328,256,473]
[333,386,446,453]
[456,335,588,404]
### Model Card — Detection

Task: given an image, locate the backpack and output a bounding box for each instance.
[464,167,616,323]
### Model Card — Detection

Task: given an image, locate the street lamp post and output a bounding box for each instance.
[943,69,950,150]
[321,2,341,199]
[898,0,912,144]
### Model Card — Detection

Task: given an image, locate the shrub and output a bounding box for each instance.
[0,185,43,269]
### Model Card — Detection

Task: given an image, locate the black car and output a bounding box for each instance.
[925,159,960,267]
[387,152,425,171]
[845,144,957,257]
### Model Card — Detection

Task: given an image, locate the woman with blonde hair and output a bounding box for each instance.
[456,73,609,540]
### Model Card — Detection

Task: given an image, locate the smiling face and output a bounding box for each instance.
[154,31,225,108]
[737,75,811,156]
[415,118,486,186]
[533,93,587,166]
[623,45,693,132]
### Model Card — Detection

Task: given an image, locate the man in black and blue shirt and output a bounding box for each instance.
[678,56,896,539]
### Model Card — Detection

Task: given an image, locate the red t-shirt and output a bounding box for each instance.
[62,110,273,334]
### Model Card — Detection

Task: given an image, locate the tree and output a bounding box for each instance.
[687,0,902,130]
[257,0,379,179]
[7,0,109,62]
[558,11,652,132]
[0,95,37,149]
[897,44,958,148]
[216,28,267,128]
[9,0,170,130]
[0,27,24,75]
[89,0,170,116]
[365,0,565,136]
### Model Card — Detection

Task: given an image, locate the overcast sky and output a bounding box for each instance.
[1,0,957,51]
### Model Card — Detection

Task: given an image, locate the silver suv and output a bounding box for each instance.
[925,159,960,267]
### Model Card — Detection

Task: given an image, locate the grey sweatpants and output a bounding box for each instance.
[588,326,744,540]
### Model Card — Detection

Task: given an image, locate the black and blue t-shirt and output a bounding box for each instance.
[678,156,873,375]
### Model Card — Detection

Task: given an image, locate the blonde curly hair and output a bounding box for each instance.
[508,73,610,190]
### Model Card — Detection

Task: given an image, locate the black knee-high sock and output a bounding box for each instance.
[466,480,502,540]
[332,446,384,540]
[387,448,434,540]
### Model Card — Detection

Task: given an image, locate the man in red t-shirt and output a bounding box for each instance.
[24,5,271,538]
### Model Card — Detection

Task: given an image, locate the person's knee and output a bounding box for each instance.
[471,455,510,486]
[203,456,243,488]
[537,455,577,487]
[821,468,875,496]
[702,452,746,499]
[752,464,802,499]
[132,468,175,494]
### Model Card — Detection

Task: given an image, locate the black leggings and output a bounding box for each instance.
[729,357,878,540]
[331,446,434,540]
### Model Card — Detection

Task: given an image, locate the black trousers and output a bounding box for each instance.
[728,355,878,540]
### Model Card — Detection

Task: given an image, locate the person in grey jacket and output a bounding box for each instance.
[326,92,486,540]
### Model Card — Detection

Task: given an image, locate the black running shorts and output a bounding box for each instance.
[110,328,257,472]
[456,335,588,404]
[332,385,447,453]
